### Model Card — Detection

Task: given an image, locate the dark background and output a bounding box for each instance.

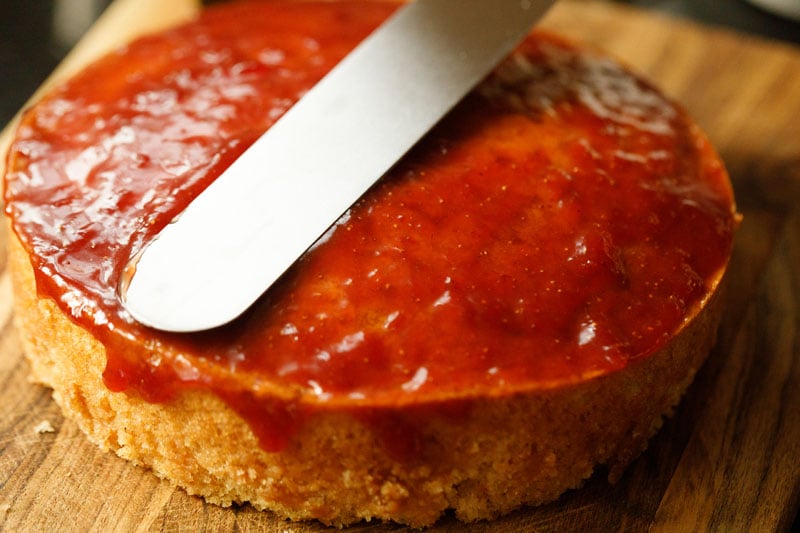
[1,0,799,127]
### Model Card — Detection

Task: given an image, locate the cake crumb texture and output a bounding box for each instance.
[9,228,724,527]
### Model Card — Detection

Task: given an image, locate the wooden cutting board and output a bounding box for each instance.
[1,0,798,530]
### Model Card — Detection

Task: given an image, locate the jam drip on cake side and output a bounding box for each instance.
[3,1,737,452]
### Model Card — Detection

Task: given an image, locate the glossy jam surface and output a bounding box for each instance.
[4,2,736,448]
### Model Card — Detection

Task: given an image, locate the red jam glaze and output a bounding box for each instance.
[4,1,737,451]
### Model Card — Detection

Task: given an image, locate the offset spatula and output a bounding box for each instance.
[121,0,556,332]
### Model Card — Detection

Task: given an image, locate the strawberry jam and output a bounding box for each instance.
[3,1,737,452]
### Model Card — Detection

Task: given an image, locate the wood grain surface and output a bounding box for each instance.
[1,0,799,531]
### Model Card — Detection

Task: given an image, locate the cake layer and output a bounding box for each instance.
[3,0,737,526]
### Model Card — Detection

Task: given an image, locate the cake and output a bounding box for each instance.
[2,0,738,527]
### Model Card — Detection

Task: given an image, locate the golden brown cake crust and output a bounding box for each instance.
[8,226,725,526]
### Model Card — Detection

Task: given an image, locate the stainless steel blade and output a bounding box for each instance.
[121,0,555,332]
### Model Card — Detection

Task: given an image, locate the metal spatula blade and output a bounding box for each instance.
[121,0,555,332]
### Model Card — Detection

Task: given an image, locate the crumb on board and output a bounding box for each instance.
[33,420,55,434]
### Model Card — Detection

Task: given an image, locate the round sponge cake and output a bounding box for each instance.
[3,0,737,527]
